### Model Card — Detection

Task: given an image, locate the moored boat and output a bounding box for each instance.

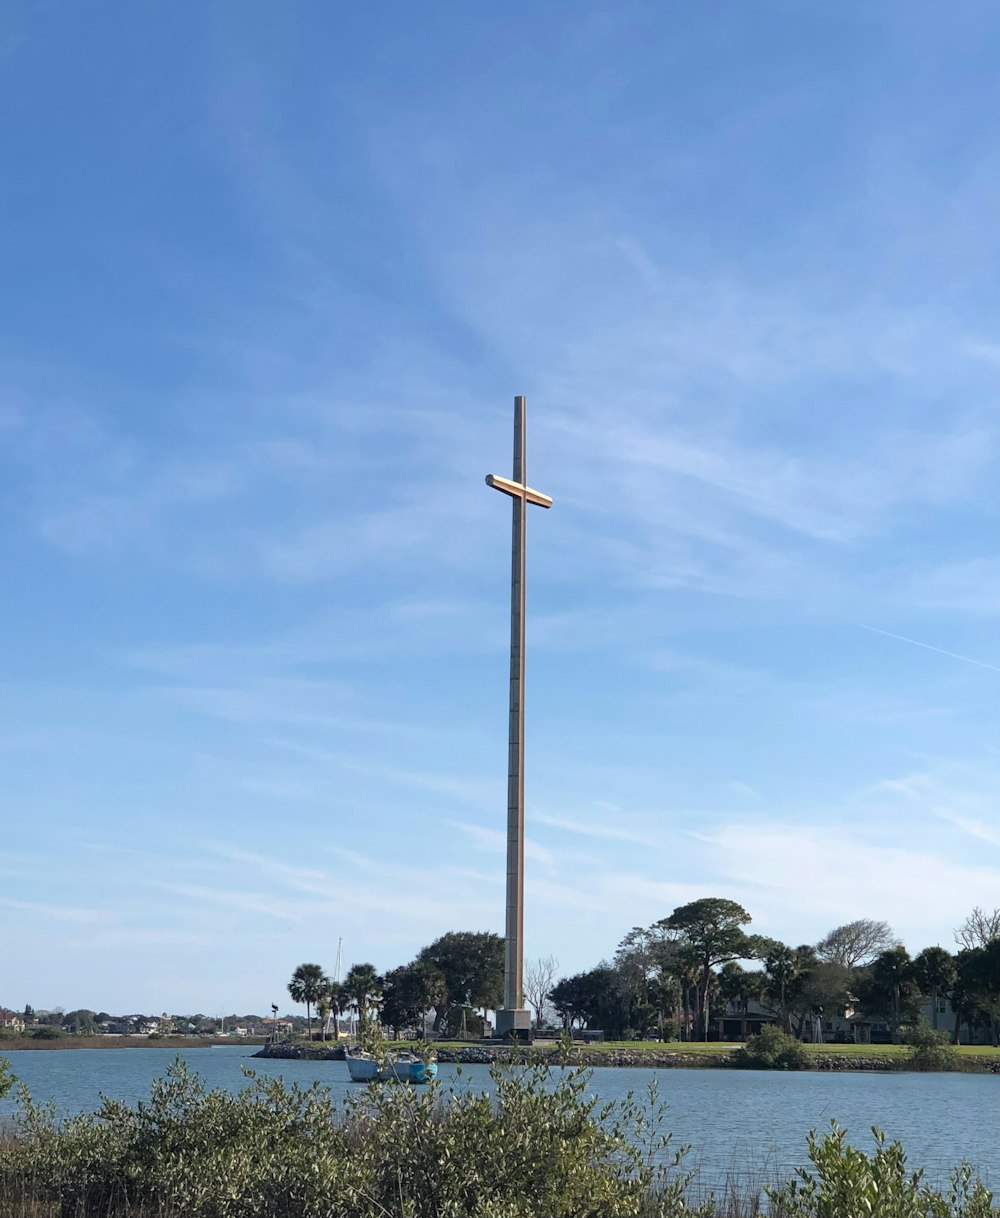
[345,1047,437,1084]
[391,1055,437,1084]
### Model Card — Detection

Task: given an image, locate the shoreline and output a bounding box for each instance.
[252,1041,1000,1074]
[4,1036,997,1073]
[0,1036,265,1052]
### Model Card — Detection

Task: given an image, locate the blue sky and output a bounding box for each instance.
[3,1,1000,1014]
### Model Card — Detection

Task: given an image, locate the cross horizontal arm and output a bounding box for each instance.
[485,473,553,509]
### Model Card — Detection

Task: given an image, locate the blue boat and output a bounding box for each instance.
[345,1047,438,1084]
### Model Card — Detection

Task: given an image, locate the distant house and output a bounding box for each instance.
[98,1020,131,1035]
[739,992,994,1047]
[0,1010,25,1032]
[714,1001,779,1041]
[915,993,993,1046]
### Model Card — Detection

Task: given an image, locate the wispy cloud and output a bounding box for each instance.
[269,740,498,810]
[901,559,1000,615]
[0,897,112,924]
[533,810,657,846]
[932,811,1000,848]
[858,624,1000,675]
[693,822,1000,947]
[866,764,1000,850]
[450,821,555,867]
[153,882,315,922]
[69,928,215,950]
[203,843,332,889]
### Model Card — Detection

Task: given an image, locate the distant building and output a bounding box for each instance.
[714,1005,779,1041]
[0,1010,25,1032]
[716,993,994,1046]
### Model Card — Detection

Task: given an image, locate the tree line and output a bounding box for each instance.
[291,902,1000,1045]
[288,931,504,1040]
[547,899,1000,1044]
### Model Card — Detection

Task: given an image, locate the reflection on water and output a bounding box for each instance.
[1,1047,996,1191]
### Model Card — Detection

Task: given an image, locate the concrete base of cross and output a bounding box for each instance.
[494,1007,532,1041]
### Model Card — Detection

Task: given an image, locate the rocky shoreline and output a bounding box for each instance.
[251,1042,1000,1073]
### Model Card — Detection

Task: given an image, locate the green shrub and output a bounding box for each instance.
[903,1021,958,1072]
[30,1026,63,1040]
[3,1059,997,1217]
[767,1122,997,1218]
[0,1057,14,1100]
[0,1057,698,1218]
[730,1026,809,1070]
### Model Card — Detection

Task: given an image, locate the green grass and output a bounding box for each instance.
[800,1042,1000,1058]
[376,1035,1000,1066]
[580,1040,733,1053]
[595,1040,1000,1058]
[398,1037,1000,1060]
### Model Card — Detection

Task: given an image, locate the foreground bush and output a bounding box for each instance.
[0,1058,996,1217]
[768,1122,997,1218]
[903,1022,960,1072]
[729,1027,809,1071]
[0,1058,696,1218]
[0,1057,13,1099]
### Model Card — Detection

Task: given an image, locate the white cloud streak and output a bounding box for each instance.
[858,624,1000,676]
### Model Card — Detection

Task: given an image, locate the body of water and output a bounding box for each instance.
[1,1047,996,1192]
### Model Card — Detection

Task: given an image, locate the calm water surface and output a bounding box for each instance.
[1,1047,996,1190]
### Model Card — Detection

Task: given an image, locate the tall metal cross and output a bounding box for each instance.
[486,395,552,1038]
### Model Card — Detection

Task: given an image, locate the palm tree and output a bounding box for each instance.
[717,962,756,1038]
[316,992,331,1041]
[675,949,701,1042]
[287,963,328,1040]
[761,942,801,1035]
[333,983,351,1038]
[912,946,956,1031]
[870,946,913,1043]
[417,963,448,1036]
[344,962,382,1032]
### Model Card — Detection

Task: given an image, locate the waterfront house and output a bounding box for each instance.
[715,991,994,1046]
[714,1006,779,1040]
[0,1010,25,1032]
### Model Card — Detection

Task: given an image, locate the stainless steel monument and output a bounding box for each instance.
[486,395,552,1038]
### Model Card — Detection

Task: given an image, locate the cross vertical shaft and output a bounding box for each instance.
[486,396,552,1040]
[505,396,526,1015]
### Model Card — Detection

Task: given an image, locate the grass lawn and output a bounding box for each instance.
[412,1038,1000,1059]
[594,1040,1000,1059]
[394,1039,728,1055]
[800,1042,1000,1058]
[387,1037,1000,1064]
[581,1040,732,1054]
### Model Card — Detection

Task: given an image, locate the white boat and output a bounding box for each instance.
[345,1047,437,1084]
